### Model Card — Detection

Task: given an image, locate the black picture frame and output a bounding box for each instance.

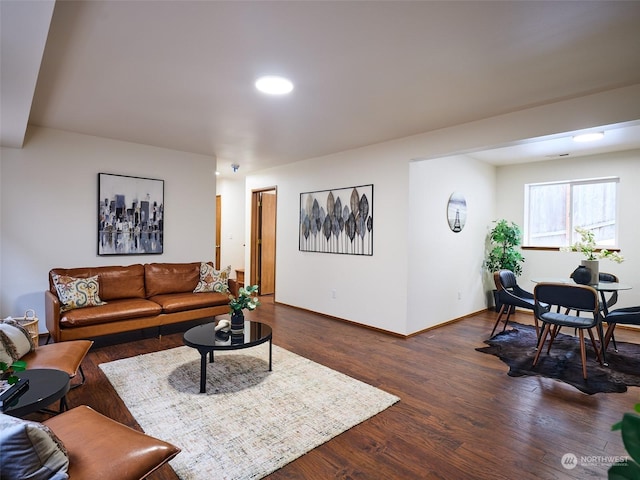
[98,173,164,255]
[299,184,373,255]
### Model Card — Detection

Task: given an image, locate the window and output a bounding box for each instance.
[524,177,619,247]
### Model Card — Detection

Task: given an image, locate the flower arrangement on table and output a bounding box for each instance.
[228,284,260,314]
[560,227,624,263]
[215,284,260,337]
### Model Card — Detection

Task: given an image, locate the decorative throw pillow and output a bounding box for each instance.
[0,323,33,363]
[0,413,70,480]
[2,318,35,353]
[52,274,107,312]
[193,263,230,293]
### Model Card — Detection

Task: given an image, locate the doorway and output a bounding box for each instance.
[250,188,277,296]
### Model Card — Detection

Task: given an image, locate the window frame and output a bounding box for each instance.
[523,176,620,249]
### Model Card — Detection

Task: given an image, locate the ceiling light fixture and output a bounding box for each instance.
[255,75,294,95]
[572,132,605,143]
[231,163,240,173]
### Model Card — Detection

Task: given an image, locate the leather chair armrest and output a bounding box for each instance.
[44,290,61,343]
[44,406,180,480]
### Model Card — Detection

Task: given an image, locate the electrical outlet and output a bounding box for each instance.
[457,291,461,300]
[331,289,337,299]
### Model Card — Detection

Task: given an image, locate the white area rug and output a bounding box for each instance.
[99,344,399,480]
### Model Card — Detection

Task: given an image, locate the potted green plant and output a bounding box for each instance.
[609,403,640,479]
[486,220,525,311]
[486,219,525,275]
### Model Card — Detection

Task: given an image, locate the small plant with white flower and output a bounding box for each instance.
[561,227,624,263]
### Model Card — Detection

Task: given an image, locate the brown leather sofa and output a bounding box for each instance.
[45,262,236,343]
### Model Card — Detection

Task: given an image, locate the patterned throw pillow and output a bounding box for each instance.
[193,263,230,293]
[52,274,107,312]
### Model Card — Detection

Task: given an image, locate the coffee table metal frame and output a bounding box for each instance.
[183,319,272,393]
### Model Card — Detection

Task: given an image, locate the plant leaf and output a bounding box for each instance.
[621,413,640,464]
[609,460,640,480]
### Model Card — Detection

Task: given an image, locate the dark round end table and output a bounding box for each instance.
[183,319,272,393]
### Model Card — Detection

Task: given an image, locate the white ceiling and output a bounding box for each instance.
[2,1,640,176]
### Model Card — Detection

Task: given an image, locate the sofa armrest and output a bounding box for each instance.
[44,290,62,343]
[227,278,239,297]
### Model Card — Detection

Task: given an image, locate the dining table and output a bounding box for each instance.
[530,277,633,366]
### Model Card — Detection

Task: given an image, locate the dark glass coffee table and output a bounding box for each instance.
[183,319,272,393]
[3,369,70,417]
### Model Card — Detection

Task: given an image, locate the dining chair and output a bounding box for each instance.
[603,306,640,352]
[532,282,604,379]
[490,270,539,338]
[567,271,620,347]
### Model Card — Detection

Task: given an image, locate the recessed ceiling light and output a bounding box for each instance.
[572,132,605,142]
[255,76,294,95]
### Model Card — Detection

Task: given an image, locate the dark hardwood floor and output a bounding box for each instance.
[29,298,639,479]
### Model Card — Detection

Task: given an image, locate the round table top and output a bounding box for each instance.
[3,369,70,417]
[183,319,272,351]
[530,278,633,291]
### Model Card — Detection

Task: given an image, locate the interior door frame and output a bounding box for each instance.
[250,187,277,294]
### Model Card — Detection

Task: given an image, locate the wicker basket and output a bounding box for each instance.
[14,309,39,347]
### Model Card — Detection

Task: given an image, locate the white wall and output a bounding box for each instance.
[247,143,411,334]
[408,155,496,332]
[495,149,640,309]
[0,126,218,332]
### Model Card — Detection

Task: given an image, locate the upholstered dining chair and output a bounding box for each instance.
[603,306,640,352]
[490,270,539,338]
[567,271,620,347]
[532,282,604,380]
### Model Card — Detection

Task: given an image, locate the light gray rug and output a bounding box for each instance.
[99,344,399,480]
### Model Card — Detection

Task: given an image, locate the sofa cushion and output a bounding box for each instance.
[0,413,70,480]
[49,265,146,301]
[193,263,230,293]
[145,262,200,297]
[59,299,162,328]
[52,274,107,312]
[149,292,229,314]
[0,323,34,363]
[93,264,146,300]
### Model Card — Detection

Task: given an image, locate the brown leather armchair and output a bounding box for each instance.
[44,405,181,479]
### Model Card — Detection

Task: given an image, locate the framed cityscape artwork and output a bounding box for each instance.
[299,184,373,255]
[98,173,164,255]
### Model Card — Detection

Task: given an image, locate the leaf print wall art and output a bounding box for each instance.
[300,184,373,255]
